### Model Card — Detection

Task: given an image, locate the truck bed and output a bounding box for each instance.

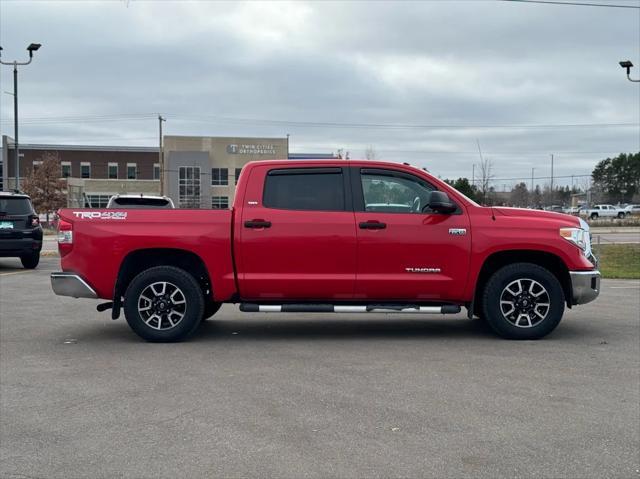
[57,208,237,301]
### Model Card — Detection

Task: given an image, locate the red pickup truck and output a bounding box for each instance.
[51,160,600,342]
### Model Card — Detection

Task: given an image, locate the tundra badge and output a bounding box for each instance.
[448,228,467,236]
[406,267,441,274]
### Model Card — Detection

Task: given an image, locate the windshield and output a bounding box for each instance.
[0,197,34,215]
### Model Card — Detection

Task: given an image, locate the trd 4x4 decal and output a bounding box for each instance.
[72,211,128,220]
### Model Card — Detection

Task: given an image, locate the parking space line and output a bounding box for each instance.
[0,270,35,277]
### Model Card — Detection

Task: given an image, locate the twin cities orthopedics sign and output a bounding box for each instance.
[226,144,277,155]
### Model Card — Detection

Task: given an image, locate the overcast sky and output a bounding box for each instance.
[1,0,639,188]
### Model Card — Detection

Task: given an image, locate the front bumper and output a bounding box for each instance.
[51,272,97,299]
[569,270,601,305]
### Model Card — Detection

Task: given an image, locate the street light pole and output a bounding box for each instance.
[13,64,19,189]
[0,43,42,190]
[158,115,166,195]
[619,60,640,82]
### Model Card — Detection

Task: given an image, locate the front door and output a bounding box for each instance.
[352,167,471,302]
[237,165,357,300]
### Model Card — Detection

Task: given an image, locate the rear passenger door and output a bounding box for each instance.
[236,166,357,300]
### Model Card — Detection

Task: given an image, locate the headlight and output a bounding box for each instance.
[560,219,592,257]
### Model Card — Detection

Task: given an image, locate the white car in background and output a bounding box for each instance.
[579,204,627,220]
[623,204,640,216]
[563,206,581,216]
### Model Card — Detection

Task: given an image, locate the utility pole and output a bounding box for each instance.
[158,115,166,195]
[550,154,554,194]
[472,164,475,189]
[0,43,42,190]
[531,167,535,193]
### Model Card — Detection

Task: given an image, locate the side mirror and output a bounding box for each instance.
[425,191,457,214]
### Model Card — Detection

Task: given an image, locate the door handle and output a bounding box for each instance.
[359,221,386,230]
[244,220,272,229]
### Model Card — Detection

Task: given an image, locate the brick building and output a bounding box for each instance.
[1,134,337,208]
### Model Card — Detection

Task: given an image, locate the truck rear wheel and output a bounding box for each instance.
[482,263,564,340]
[123,266,204,342]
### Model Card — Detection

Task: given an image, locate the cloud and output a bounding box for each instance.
[0,0,638,186]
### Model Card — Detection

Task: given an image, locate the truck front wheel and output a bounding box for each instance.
[482,263,565,340]
[123,266,204,342]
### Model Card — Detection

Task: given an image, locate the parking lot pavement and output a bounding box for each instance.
[1,257,638,479]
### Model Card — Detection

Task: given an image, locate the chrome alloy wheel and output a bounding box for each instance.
[499,278,550,328]
[137,281,187,330]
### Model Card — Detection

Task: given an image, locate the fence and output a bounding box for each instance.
[591,235,640,280]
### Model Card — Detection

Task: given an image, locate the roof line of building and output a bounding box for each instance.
[1,142,158,153]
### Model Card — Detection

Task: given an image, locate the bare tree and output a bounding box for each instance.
[335,149,350,160]
[364,145,378,160]
[478,157,494,205]
[476,140,494,205]
[22,151,67,223]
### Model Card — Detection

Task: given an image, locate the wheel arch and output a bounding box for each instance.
[472,249,572,316]
[113,248,213,318]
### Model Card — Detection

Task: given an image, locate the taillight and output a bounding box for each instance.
[31,216,40,227]
[57,219,73,256]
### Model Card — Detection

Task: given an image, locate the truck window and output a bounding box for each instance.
[361,170,434,214]
[263,168,345,211]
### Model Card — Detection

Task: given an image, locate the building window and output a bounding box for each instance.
[211,168,228,186]
[153,163,160,180]
[211,196,229,209]
[61,162,71,178]
[179,166,201,208]
[108,163,118,179]
[235,167,242,185]
[127,163,137,180]
[32,161,43,173]
[81,162,91,179]
[85,194,111,208]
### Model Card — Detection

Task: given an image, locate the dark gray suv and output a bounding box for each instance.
[0,192,43,269]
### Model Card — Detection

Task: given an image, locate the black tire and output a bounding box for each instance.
[590,213,598,220]
[617,212,625,219]
[123,266,204,342]
[482,263,565,340]
[20,252,39,269]
[201,302,222,321]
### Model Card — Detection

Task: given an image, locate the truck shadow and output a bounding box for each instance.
[195,317,499,341]
[75,315,590,344]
